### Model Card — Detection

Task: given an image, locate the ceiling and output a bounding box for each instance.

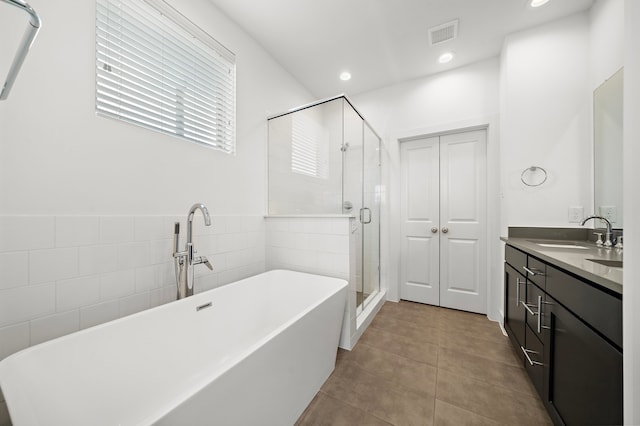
[208,0,594,99]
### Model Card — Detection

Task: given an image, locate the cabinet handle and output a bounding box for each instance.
[537,295,542,333]
[520,301,538,316]
[516,277,522,307]
[441,227,449,234]
[431,227,438,233]
[521,346,544,366]
[523,266,545,277]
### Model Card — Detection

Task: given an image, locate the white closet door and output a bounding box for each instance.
[399,129,487,314]
[439,130,487,314]
[400,137,440,306]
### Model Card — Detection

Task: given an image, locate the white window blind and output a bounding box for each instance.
[96,0,236,153]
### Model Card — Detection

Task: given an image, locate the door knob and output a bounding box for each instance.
[431,227,438,233]
[442,227,449,233]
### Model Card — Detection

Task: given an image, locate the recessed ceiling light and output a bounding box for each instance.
[339,71,351,81]
[530,0,550,7]
[438,52,454,64]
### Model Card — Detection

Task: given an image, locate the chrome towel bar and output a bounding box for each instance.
[0,0,41,100]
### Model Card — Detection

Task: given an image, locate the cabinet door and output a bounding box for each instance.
[523,326,544,397]
[545,298,622,425]
[504,263,526,363]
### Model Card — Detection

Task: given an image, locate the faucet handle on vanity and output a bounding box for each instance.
[594,232,604,246]
[615,236,623,250]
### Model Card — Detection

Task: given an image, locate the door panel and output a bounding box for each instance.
[445,238,479,294]
[440,130,487,313]
[400,137,439,305]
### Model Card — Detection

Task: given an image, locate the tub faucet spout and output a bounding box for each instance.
[173,203,213,299]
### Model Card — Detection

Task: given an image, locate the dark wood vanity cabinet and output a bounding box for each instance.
[503,244,623,425]
[545,294,622,425]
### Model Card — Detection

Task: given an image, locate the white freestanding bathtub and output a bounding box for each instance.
[0,270,347,425]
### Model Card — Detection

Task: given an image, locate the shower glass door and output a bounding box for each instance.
[361,122,380,310]
[343,101,380,314]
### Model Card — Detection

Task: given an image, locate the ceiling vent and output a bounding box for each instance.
[428,20,459,46]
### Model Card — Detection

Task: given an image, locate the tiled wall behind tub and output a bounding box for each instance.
[264,216,356,349]
[0,215,265,361]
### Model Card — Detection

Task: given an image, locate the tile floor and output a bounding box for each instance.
[296,300,552,425]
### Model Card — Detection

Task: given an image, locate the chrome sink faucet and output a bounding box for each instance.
[173,203,213,299]
[581,215,614,248]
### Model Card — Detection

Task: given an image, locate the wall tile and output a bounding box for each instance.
[149,239,173,265]
[56,276,100,312]
[242,216,264,232]
[100,216,134,244]
[225,216,243,234]
[134,216,166,242]
[30,310,80,346]
[100,269,135,301]
[79,300,120,330]
[0,251,28,290]
[197,234,218,256]
[0,215,266,361]
[0,322,30,360]
[119,292,150,318]
[0,216,55,252]
[209,216,226,235]
[217,233,234,253]
[0,283,55,327]
[116,242,150,270]
[158,261,177,287]
[330,219,351,235]
[29,247,78,285]
[135,265,161,293]
[55,216,100,248]
[78,245,118,276]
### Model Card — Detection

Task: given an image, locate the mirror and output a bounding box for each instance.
[594,68,623,228]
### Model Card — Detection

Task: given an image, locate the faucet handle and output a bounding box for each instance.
[615,236,623,250]
[594,232,603,246]
[194,255,213,270]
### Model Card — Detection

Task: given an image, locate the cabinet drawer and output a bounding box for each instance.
[526,256,546,290]
[505,245,527,273]
[546,265,622,348]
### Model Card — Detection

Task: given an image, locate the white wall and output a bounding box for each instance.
[590,0,624,90]
[0,0,313,216]
[623,1,640,421]
[353,58,501,318]
[500,12,591,231]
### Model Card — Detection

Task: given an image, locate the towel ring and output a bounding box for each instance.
[521,166,547,187]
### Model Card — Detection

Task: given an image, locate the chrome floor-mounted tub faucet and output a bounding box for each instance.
[173,203,213,299]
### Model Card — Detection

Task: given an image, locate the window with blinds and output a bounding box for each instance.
[96,0,236,154]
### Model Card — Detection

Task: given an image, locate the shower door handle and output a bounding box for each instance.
[360,207,372,224]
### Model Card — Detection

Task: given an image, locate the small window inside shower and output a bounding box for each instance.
[95,0,236,153]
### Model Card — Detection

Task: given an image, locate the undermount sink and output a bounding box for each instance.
[529,240,589,250]
[587,258,623,268]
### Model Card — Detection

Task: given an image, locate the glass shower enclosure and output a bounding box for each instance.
[267,96,381,314]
